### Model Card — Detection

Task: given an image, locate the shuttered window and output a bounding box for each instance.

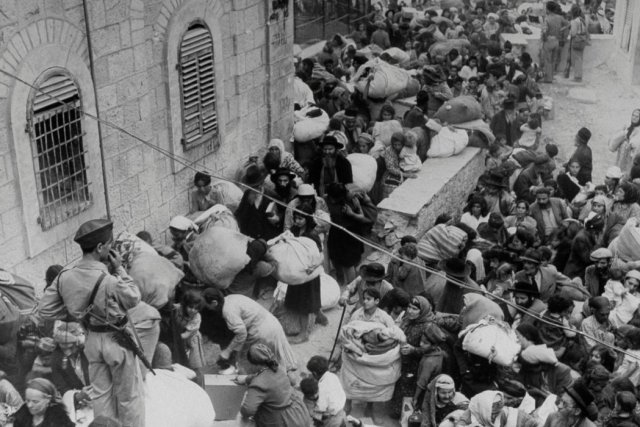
[28,72,92,231]
[621,0,636,52]
[178,24,218,149]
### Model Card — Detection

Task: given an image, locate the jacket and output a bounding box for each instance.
[529,197,570,243]
[308,155,353,196]
[490,110,522,147]
[563,229,597,280]
[543,412,596,427]
[13,403,75,427]
[567,143,593,185]
[514,265,572,302]
[50,348,90,395]
[513,165,541,204]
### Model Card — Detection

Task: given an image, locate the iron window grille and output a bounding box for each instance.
[27,73,92,231]
[178,23,218,150]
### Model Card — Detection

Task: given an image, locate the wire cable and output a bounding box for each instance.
[3,66,638,362]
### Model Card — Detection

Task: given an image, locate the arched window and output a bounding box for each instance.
[178,23,218,149]
[28,72,92,231]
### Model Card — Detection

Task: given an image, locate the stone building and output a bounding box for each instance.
[0,0,294,284]
[612,0,640,85]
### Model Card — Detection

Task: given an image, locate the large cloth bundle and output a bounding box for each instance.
[347,153,378,192]
[339,321,403,401]
[210,181,243,212]
[433,96,483,124]
[273,272,340,311]
[382,47,410,66]
[128,253,184,308]
[459,294,503,329]
[63,368,215,427]
[193,204,239,232]
[352,58,411,98]
[0,289,19,345]
[417,224,468,262]
[266,231,323,285]
[451,119,496,144]
[428,39,471,57]
[293,106,330,142]
[609,218,640,262]
[427,127,469,158]
[0,269,36,312]
[114,232,158,268]
[190,227,251,288]
[459,316,521,366]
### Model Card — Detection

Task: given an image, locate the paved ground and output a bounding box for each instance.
[211,62,640,426]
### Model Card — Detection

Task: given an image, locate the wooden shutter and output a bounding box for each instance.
[33,74,79,113]
[179,25,218,147]
[621,0,635,52]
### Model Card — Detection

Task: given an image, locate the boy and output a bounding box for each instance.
[387,244,425,296]
[306,356,347,427]
[350,288,397,329]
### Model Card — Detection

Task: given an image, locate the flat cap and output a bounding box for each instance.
[590,247,612,261]
[74,219,113,249]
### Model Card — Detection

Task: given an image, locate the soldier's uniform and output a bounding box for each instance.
[38,219,144,427]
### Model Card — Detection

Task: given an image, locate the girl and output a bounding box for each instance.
[399,130,422,173]
[174,291,206,379]
[460,195,489,231]
[609,109,640,174]
[518,113,542,150]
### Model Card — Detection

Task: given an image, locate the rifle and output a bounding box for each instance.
[86,311,156,375]
[564,39,572,78]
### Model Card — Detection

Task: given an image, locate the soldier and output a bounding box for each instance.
[38,219,144,427]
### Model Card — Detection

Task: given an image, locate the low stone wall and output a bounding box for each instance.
[372,147,485,252]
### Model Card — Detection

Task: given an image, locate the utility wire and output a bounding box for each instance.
[3,67,637,362]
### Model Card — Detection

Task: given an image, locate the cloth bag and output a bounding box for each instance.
[427,127,469,158]
[347,153,378,192]
[609,218,640,262]
[352,58,411,98]
[193,204,239,232]
[459,316,521,366]
[293,106,330,142]
[189,226,251,288]
[273,272,340,311]
[266,231,323,285]
[210,181,243,213]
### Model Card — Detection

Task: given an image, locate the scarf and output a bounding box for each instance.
[401,296,436,346]
[469,390,504,427]
[319,155,338,197]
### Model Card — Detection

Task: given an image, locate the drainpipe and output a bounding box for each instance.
[264,0,273,142]
[82,0,111,219]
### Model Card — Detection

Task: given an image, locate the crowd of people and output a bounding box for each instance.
[0,0,634,427]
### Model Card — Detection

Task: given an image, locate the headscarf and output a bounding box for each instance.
[26,378,62,403]
[247,343,279,372]
[53,321,83,345]
[267,138,285,155]
[169,215,197,232]
[434,374,455,391]
[469,390,504,427]
[403,296,435,326]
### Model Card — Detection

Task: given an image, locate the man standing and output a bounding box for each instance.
[515,248,573,302]
[39,219,144,427]
[308,135,353,198]
[541,2,569,83]
[543,383,598,427]
[490,98,522,147]
[584,248,612,297]
[339,263,393,315]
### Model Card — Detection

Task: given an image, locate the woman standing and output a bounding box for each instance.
[569,5,589,82]
[390,296,447,419]
[281,207,323,343]
[609,109,640,174]
[13,378,74,427]
[382,132,418,198]
[612,182,640,223]
[238,343,310,426]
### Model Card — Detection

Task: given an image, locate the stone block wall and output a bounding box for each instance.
[0,0,294,286]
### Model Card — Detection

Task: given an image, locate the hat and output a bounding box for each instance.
[440,258,470,278]
[577,127,592,143]
[585,214,605,231]
[592,195,608,207]
[605,166,623,179]
[520,248,541,264]
[435,375,455,391]
[626,270,640,282]
[270,167,296,184]
[375,20,386,29]
[565,383,597,420]
[242,164,267,188]
[37,337,56,353]
[53,322,82,344]
[589,247,612,262]
[297,184,316,197]
[74,219,113,250]
[483,171,509,189]
[319,135,345,150]
[400,235,418,245]
[344,108,358,118]
[152,342,173,370]
[359,263,386,282]
[357,133,374,146]
[169,216,197,232]
[487,12,499,20]
[533,153,550,165]
[504,52,515,61]
[512,281,540,297]
[502,98,515,109]
[0,271,15,286]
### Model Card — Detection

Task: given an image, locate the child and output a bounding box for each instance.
[26,338,55,381]
[485,142,505,170]
[399,131,422,173]
[174,291,206,378]
[306,356,347,427]
[387,244,425,296]
[350,288,397,329]
[518,113,542,150]
[300,377,320,425]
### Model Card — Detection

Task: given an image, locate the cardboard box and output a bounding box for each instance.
[204,374,248,421]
